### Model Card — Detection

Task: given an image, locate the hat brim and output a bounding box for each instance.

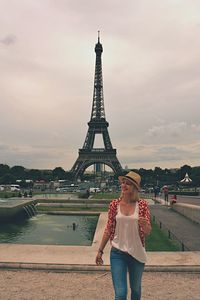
[118,175,140,191]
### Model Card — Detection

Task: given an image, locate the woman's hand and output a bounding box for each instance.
[138,217,151,235]
[95,251,104,266]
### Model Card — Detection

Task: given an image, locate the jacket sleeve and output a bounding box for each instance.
[104,200,116,237]
[144,201,151,224]
[139,200,152,239]
[142,200,152,235]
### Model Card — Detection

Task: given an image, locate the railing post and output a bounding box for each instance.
[181,243,185,251]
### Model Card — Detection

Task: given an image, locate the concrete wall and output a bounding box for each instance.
[172,203,200,224]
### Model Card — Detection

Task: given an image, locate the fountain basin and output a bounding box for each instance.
[0,213,99,246]
[0,198,37,222]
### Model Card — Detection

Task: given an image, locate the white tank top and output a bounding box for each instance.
[111,202,147,263]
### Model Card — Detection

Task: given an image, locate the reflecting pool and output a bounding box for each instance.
[0,214,99,246]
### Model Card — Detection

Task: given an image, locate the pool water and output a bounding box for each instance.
[0,214,99,246]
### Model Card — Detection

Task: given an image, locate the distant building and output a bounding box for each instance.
[33,180,49,190]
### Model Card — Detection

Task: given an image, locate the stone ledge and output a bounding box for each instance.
[0,262,200,273]
[172,203,200,224]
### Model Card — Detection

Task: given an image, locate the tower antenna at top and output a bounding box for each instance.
[98,30,100,42]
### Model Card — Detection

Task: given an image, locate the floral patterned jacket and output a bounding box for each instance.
[104,198,151,247]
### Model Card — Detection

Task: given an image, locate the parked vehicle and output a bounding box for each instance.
[0,184,20,192]
[0,185,5,191]
[56,185,78,192]
[10,184,21,192]
[89,187,101,193]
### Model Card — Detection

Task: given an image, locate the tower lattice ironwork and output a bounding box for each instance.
[70,34,123,180]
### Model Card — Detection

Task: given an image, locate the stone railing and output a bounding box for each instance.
[172,203,200,224]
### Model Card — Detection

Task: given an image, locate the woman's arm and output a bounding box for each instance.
[138,217,151,235]
[95,200,117,265]
[95,231,110,266]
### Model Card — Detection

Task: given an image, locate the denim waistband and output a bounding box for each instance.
[111,246,127,254]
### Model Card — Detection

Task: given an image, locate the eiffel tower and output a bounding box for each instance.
[70,33,123,180]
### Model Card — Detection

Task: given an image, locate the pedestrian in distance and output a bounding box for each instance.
[170,194,177,205]
[95,171,151,300]
[163,185,169,205]
[153,186,159,198]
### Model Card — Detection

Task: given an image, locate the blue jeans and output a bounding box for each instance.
[110,247,145,300]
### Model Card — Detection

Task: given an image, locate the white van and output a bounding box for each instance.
[10,184,21,192]
[89,187,101,193]
[0,185,5,191]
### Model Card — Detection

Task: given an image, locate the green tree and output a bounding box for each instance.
[65,171,73,181]
[0,173,16,184]
[27,169,42,181]
[10,166,25,179]
[0,164,10,177]
[52,167,66,180]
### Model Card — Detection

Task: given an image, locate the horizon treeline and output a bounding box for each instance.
[0,163,200,188]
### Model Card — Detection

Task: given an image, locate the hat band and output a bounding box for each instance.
[124,175,139,187]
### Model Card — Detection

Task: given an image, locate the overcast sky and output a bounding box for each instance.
[1,0,200,171]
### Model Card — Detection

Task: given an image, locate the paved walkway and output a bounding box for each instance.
[1,270,200,300]
[150,202,200,250]
[177,195,200,206]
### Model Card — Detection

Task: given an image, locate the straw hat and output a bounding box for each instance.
[118,171,141,191]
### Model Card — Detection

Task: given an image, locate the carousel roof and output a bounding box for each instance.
[180,172,192,183]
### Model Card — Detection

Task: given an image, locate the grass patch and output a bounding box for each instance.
[146,222,180,251]
[0,191,19,198]
[91,192,120,199]
[37,206,108,212]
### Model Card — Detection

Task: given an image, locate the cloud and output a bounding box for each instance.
[147,122,187,139]
[0,142,76,169]
[0,34,17,46]
[146,121,200,145]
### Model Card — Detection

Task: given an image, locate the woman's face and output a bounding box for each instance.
[121,179,134,194]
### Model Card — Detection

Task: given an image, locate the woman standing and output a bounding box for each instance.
[95,171,151,300]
